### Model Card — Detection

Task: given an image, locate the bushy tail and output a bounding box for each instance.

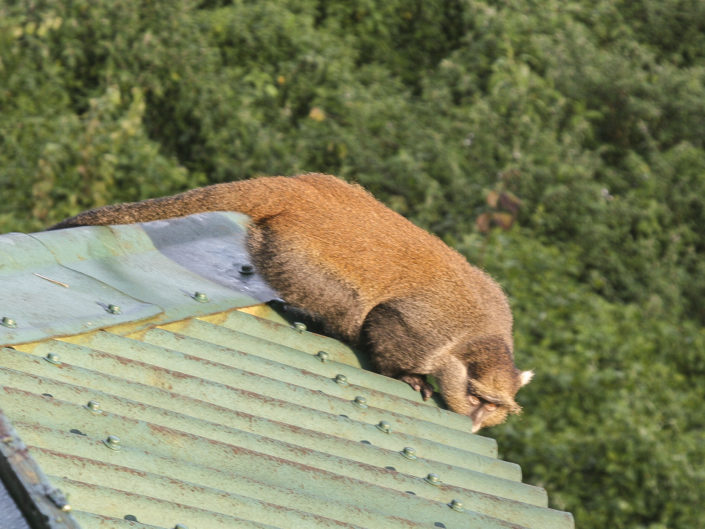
[48,177,296,230]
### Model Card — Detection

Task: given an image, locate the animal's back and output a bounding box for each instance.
[242,174,511,344]
[260,175,465,295]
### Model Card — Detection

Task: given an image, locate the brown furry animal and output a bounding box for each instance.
[50,173,532,431]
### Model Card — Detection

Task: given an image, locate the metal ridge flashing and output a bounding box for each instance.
[0,213,275,345]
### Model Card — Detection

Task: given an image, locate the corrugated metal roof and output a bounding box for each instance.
[0,213,574,529]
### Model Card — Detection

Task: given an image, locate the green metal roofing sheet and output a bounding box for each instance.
[0,213,574,529]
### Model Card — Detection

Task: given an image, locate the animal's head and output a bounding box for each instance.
[466,368,533,432]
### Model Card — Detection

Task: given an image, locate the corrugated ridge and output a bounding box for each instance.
[0,310,574,528]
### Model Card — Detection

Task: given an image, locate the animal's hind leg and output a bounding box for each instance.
[361,299,437,400]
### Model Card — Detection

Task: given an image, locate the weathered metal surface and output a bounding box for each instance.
[31,213,273,325]
[0,354,515,483]
[0,213,282,345]
[169,312,484,432]
[201,308,363,367]
[139,212,277,300]
[0,233,161,345]
[1,385,562,524]
[21,338,497,472]
[0,216,574,529]
[71,325,496,457]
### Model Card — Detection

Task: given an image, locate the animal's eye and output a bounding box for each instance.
[468,394,480,406]
[485,402,498,411]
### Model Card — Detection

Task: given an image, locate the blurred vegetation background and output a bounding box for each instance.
[2,0,704,527]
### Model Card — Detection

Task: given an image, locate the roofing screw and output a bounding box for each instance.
[293,322,306,332]
[103,435,121,451]
[239,264,254,275]
[46,489,71,512]
[376,420,391,434]
[84,400,102,414]
[425,473,442,486]
[1,317,17,328]
[334,374,349,386]
[315,350,329,363]
[400,447,417,460]
[106,304,121,315]
[44,352,61,365]
[449,499,464,512]
[193,291,209,303]
[352,396,368,408]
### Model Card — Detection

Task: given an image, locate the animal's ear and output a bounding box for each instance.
[519,370,534,387]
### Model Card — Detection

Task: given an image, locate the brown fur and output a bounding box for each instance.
[50,174,532,431]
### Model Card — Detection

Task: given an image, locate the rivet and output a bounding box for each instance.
[293,322,306,332]
[106,304,121,315]
[449,499,464,512]
[1,317,17,328]
[425,473,442,486]
[193,291,209,303]
[334,374,348,386]
[400,446,417,460]
[103,435,121,451]
[84,400,102,413]
[376,420,391,434]
[352,396,368,408]
[239,264,254,275]
[315,350,329,363]
[44,352,61,365]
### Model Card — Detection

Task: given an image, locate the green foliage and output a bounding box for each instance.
[462,230,705,528]
[2,0,704,527]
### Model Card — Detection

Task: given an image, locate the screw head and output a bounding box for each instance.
[238,264,254,275]
[400,447,417,460]
[376,420,391,434]
[334,374,349,386]
[352,395,368,408]
[106,304,121,315]
[103,435,121,451]
[449,499,464,512]
[193,291,209,303]
[315,350,329,363]
[424,473,441,486]
[84,400,102,413]
[44,352,61,365]
[46,488,71,512]
[1,317,17,328]
[293,322,307,332]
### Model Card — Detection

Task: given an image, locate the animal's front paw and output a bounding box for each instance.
[399,374,435,401]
